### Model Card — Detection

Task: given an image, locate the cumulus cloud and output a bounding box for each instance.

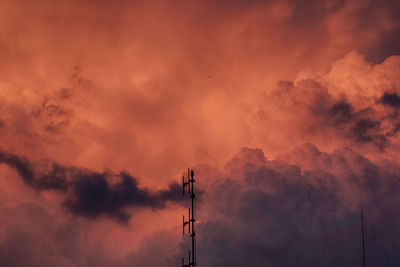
[1,0,400,180]
[252,52,400,156]
[2,143,400,266]
[0,0,400,266]
[190,145,400,266]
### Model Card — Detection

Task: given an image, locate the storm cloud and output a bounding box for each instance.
[379,92,400,108]
[190,145,400,266]
[0,148,182,223]
[0,0,400,266]
[253,52,400,155]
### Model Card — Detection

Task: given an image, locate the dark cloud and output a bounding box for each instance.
[326,100,386,146]
[0,150,36,186]
[3,144,400,266]
[64,171,183,223]
[321,99,388,148]
[187,145,400,266]
[379,92,400,108]
[0,151,68,191]
[329,100,353,124]
[0,148,183,223]
[322,97,400,148]
[259,78,400,151]
[63,171,154,223]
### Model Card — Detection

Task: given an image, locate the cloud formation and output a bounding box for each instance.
[2,143,400,266]
[252,52,400,156]
[1,0,399,180]
[0,148,182,223]
[191,145,400,266]
[0,0,400,266]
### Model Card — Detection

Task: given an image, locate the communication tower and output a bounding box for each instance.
[182,168,196,267]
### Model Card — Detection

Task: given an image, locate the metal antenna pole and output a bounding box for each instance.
[361,210,366,267]
[182,169,196,267]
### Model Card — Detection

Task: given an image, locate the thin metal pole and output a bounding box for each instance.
[361,210,366,267]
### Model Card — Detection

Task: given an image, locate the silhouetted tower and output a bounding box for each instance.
[361,210,366,267]
[182,168,196,267]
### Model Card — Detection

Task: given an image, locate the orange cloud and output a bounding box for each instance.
[0,0,400,265]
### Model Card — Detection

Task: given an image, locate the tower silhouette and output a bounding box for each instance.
[182,168,196,266]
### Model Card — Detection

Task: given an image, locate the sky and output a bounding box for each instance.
[0,0,400,266]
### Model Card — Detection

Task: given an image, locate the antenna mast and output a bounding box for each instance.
[182,168,196,267]
[361,210,366,267]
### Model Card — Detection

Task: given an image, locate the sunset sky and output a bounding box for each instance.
[1,0,400,266]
